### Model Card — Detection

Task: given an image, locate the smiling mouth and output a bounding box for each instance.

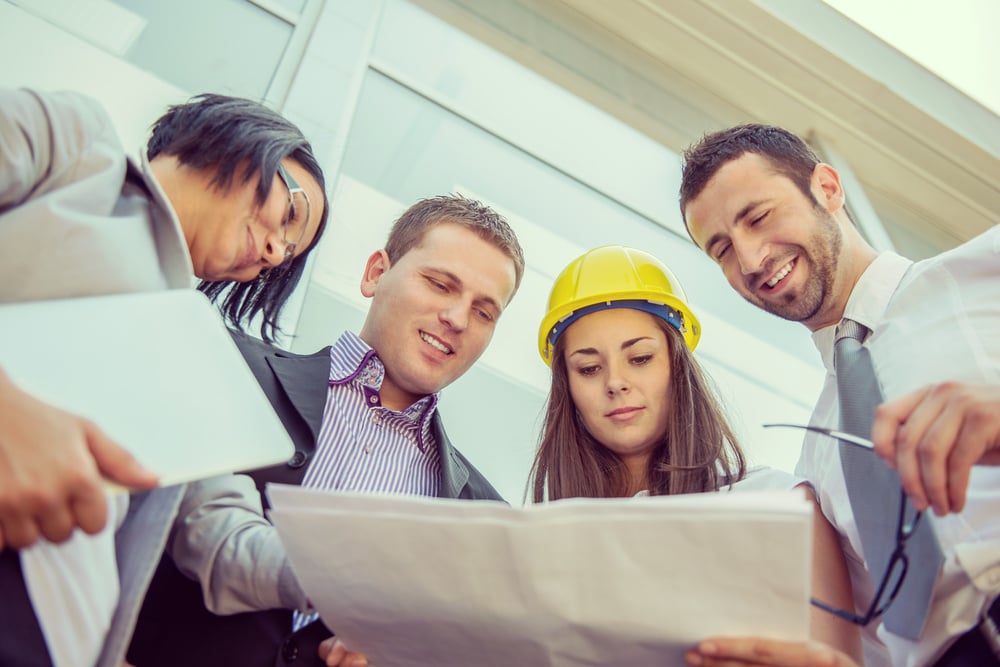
[420,331,453,355]
[764,259,795,289]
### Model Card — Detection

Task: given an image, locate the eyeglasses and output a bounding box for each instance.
[763,423,924,626]
[275,163,312,263]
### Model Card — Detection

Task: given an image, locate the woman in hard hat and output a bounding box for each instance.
[531,244,753,498]
[530,245,862,662]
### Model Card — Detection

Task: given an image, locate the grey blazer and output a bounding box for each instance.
[0,88,193,667]
[127,330,503,667]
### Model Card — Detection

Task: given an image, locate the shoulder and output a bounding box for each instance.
[1,88,117,152]
[903,226,1000,290]
[228,328,331,368]
[727,465,803,492]
[229,328,273,356]
[2,89,124,207]
[2,88,105,122]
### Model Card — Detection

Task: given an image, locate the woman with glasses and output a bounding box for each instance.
[0,88,329,667]
[531,245,863,665]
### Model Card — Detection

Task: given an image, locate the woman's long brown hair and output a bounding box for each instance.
[529,317,746,502]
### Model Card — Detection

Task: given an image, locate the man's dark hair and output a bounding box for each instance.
[679,124,822,228]
[147,93,329,343]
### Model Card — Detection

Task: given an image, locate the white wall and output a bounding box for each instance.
[0,3,187,152]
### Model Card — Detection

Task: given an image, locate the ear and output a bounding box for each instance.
[811,163,845,214]
[360,249,390,298]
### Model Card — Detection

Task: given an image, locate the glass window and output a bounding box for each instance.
[112,0,293,99]
[267,0,306,14]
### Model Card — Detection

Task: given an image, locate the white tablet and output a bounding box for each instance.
[0,289,294,487]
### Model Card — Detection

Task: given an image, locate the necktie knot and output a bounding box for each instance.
[835,318,869,344]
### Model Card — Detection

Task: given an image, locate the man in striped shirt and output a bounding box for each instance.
[128,194,525,667]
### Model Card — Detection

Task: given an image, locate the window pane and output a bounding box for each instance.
[269,0,306,15]
[112,0,292,99]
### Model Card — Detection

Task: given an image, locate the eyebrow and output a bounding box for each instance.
[702,199,765,253]
[568,336,653,358]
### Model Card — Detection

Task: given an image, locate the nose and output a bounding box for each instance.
[605,362,630,397]
[439,300,469,332]
[262,230,289,268]
[733,238,768,276]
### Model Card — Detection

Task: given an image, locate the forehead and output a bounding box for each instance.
[684,153,792,244]
[404,223,516,298]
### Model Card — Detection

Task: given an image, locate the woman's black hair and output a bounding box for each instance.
[147,94,329,343]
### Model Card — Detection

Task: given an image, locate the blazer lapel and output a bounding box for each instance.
[267,347,330,444]
[432,412,469,498]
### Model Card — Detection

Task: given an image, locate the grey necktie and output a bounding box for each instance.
[835,318,943,639]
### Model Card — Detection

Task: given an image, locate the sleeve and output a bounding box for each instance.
[167,473,311,615]
[0,88,117,210]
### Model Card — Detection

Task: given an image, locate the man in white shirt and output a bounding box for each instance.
[677,124,1000,667]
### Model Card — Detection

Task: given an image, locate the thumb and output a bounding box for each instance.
[86,422,159,489]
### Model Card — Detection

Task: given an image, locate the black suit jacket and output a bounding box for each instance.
[128,330,503,667]
[0,550,53,667]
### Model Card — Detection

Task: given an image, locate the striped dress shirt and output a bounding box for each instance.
[302,330,442,496]
[294,332,442,630]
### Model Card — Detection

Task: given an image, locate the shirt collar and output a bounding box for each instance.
[811,251,912,371]
[137,148,195,288]
[327,330,439,423]
[328,330,383,386]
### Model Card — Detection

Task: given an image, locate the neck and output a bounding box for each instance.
[621,456,650,496]
[376,367,429,412]
[379,385,425,412]
[805,224,880,332]
[149,156,195,246]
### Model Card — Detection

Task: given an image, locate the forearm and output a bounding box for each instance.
[801,486,863,664]
[169,474,309,614]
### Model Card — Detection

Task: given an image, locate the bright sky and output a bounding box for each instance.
[824,0,1000,114]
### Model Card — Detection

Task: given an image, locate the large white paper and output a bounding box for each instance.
[268,485,813,667]
[0,290,294,487]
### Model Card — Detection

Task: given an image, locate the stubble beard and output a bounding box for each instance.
[746,208,843,324]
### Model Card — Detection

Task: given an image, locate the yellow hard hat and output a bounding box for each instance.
[538,245,701,365]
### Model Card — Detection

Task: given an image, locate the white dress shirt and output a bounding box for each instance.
[632,465,802,495]
[797,226,1000,667]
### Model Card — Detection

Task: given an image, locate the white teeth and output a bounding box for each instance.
[766,261,794,288]
[421,332,452,354]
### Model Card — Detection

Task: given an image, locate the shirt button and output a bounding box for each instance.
[287,451,307,468]
[281,638,299,662]
[369,394,378,404]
